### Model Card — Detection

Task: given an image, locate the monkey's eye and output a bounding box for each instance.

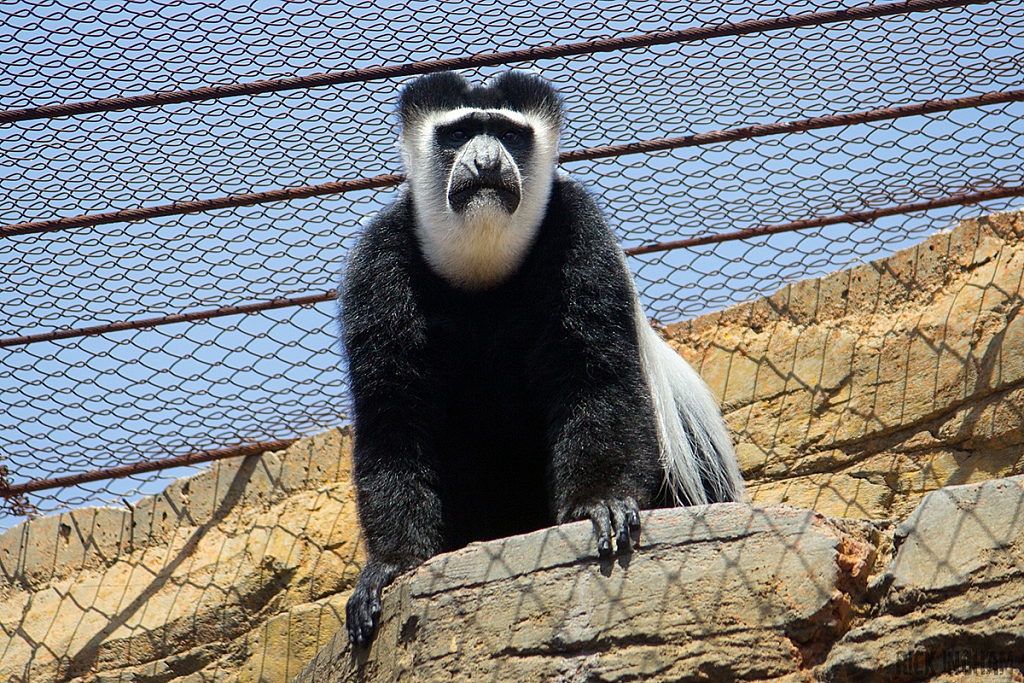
[447,130,469,143]
[500,130,521,143]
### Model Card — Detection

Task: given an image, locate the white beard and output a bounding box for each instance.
[401,108,560,291]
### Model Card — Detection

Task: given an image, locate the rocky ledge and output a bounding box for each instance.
[297,475,1024,683]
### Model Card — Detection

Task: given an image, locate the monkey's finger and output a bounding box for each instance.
[610,502,630,554]
[627,508,640,531]
[610,499,638,554]
[625,497,641,543]
[587,504,614,558]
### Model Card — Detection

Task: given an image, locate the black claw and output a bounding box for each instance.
[347,578,384,649]
[580,498,643,558]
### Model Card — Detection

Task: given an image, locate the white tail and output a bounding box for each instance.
[635,303,746,506]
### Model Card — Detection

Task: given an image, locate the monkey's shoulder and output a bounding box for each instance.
[347,192,418,270]
[537,175,625,258]
[340,193,426,331]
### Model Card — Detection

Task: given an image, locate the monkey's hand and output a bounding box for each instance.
[346,559,407,649]
[561,496,641,558]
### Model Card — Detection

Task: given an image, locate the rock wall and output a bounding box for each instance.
[669,209,1024,520]
[0,430,363,683]
[2,210,1022,683]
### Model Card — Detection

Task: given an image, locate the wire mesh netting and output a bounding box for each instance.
[1,0,1023,529]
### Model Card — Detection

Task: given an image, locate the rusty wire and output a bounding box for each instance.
[5,180,1024,352]
[1,0,1023,523]
[5,86,1023,240]
[0,0,988,125]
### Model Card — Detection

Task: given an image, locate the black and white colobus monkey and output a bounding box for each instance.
[341,71,745,647]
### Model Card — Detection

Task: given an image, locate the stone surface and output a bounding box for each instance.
[0,428,363,683]
[296,476,1024,683]
[297,504,879,683]
[819,475,1024,683]
[669,209,1024,520]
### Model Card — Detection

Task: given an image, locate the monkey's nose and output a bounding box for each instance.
[474,161,505,187]
[473,151,501,175]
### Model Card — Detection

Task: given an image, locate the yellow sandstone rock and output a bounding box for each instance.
[669,210,1024,520]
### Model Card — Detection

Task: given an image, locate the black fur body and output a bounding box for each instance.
[343,176,669,545]
[341,178,672,641]
[339,70,744,647]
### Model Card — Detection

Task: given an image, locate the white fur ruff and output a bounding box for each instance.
[634,299,747,505]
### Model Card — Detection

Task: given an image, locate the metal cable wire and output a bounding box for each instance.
[1,0,1022,525]
[0,0,987,124]
[5,87,1022,239]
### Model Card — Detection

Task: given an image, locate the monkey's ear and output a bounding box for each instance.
[399,72,471,125]
[489,71,564,128]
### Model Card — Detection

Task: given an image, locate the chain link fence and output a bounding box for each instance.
[2,0,1023,528]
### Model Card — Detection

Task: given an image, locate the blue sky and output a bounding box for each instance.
[1,0,1022,528]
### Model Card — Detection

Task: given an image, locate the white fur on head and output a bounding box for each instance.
[401,108,560,290]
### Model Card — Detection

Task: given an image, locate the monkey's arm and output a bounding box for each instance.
[537,180,663,556]
[340,206,445,647]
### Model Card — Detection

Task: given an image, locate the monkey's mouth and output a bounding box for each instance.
[448,181,521,214]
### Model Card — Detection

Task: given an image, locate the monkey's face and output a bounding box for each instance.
[398,72,562,290]
[440,111,527,216]
[402,111,559,289]
[404,107,555,221]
